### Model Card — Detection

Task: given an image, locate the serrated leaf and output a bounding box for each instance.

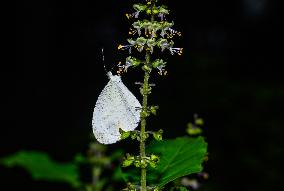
[0,151,80,187]
[121,137,207,188]
[148,137,207,187]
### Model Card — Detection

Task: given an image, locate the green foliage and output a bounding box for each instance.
[122,153,135,167]
[0,151,80,188]
[148,154,160,168]
[170,187,189,191]
[186,115,204,136]
[148,137,208,187]
[149,105,159,116]
[195,118,204,126]
[153,129,163,141]
[186,123,202,135]
[0,142,124,191]
[120,128,132,140]
[2,0,209,190]
[122,137,208,188]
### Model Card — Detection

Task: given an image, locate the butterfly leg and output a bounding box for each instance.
[135,82,156,87]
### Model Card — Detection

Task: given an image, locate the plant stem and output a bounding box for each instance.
[141,2,155,190]
[140,51,151,191]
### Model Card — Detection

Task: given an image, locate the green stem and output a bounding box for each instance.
[140,2,155,191]
[140,51,151,191]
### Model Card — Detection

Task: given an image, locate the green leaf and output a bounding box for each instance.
[112,165,131,183]
[121,137,207,188]
[0,151,80,187]
[170,187,189,191]
[122,154,135,167]
[120,128,131,140]
[148,137,207,187]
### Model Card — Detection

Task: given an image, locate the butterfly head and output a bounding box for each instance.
[107,71,121,82]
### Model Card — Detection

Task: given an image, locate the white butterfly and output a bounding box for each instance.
[92,71,141,144]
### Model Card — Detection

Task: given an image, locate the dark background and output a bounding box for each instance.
[1,0,282,190]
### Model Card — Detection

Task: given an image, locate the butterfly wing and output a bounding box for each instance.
[115,79,141,129]
[92,78,141,144]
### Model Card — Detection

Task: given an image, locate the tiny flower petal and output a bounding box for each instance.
[169,47,183,55]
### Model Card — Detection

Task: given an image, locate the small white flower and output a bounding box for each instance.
[160,41,169,51]
[167,28,182,38]
[160,30,165,38]
[124,60,132,72]
[149,22,160,38]
[125,11,140,19]
[169,47,183,55]
[134,37,147,52]
[137,28,141,36]
[136,45,144,52]
[158,39,174,52]
[158,7,169,21]
[160,22,174,38]
[133,21,143,36]
[129,28,137,36]
[147,39,156,54]
[118,44,133,54]
[158,13,165,21]
[156,64,167,76]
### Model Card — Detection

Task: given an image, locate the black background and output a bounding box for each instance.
[1,0,283,190]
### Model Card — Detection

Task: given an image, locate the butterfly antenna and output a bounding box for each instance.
[101,48,108,73]
[102,47,115,75]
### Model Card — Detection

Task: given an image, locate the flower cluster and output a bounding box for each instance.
[118,37,182,57]
[117,56,143,74]
[118,0,183,76]
[130,20,181,39]
[126,3,169,21]
[152,59,167,75]
[122,153,160,168]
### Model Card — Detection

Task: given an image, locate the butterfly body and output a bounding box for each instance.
[92,72,141,144]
